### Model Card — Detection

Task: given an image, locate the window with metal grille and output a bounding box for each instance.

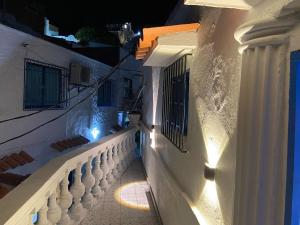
[161,55,190,152]
[97,80,112,106]
[24,59,68,110]
[123,78,132,98]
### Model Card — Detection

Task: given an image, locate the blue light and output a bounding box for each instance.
[32,212,38,224]
[91,127,100,139]
[136,31,141,36]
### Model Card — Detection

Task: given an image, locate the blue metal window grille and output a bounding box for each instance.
[123,78,132,99]
[24,59,69,110]
[97,79,112,107]
[161,55,190,152]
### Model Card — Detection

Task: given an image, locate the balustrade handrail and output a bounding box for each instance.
[0,127,137,225]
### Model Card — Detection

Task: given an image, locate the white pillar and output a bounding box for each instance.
[233,2,299,225]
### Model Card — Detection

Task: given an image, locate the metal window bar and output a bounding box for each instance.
[24,58,69,110]
[161,55,189,152]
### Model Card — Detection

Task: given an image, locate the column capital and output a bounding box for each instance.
[235,0,300,46]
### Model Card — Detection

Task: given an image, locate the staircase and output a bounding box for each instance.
[0,151,34,199]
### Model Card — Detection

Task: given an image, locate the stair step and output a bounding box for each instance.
[51,135,90,152]
[0,185,10,199]
[2,156,19,169]
[0,161,10,172]
[0,173,30,186]
[10,153,27,166]
[19,151,34,163]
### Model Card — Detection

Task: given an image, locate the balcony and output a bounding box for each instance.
[0,127,162,225]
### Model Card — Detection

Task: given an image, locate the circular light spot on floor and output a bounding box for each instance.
[114,181,150,210]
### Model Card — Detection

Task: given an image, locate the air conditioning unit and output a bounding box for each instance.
[70,63,91,86]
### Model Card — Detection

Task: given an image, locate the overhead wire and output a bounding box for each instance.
[0,52,132,146]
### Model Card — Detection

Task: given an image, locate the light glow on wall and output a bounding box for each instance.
[193,180,223,225]
[114,182,150,211]
[191,206,208,225]
[150,130,156,149]
[91,127,100,139]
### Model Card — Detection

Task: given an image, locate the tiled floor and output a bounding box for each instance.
[81,159,161,225]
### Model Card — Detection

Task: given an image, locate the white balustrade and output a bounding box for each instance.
[58,172,73,225]
[92,152,104,198]
[37,203,49,225]
[82,156,95,209]
[47,191,62,225]
[113,144,121,179]
[69,163,86,223]
[100,148,109,192]
[0,128,137,225]
[106,146,115,185]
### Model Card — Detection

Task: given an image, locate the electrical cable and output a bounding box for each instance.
[0,54,128,124]
[0,52,132,146]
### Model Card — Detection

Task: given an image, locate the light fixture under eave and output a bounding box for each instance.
[91,127,100,139]
[204,164,215,181]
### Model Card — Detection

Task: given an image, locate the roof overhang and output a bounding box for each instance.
[143,30,198,67]
[135,23,200,67]
[184,0,262,9]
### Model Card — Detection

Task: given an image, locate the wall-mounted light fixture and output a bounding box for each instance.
[204,164,215,181]
[91,127,100,139]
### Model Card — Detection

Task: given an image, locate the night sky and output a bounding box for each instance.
[40,0,179,34]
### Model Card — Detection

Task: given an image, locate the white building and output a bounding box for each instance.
[0,0,299,225]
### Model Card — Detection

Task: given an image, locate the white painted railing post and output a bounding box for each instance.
[47,191,62,225]
[124,137,130,167]
[37,203,49,225]
[100,148,109,192]
[92,152,104,198]
[69,163,86,223]
[106,146,115,185]
[82,156,96,209]
[118,141,125,174]
[58,171,73,225]
[112,145,120,179]
[117,144,123,177]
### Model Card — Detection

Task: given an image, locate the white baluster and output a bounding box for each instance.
[58,171,73,225]
[124,138,130,167]
[37,203,49,225]
[116,143,123,176]
[132,133,136,160]
[82,156,95,209]
[129,134,135,162]
[106,146,115,185]
[69,163,86,223]
[122,139,128,169]
[28,210,35,225]
[112,144,120,179]
[47,191,62,225]
[100,149,109,192]
[118,141,126,174]
[92,152,104,198]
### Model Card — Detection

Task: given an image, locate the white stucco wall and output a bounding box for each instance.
[141,7,247,225]
[0,24,118,157]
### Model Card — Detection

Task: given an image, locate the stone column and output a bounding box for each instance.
[233,2,300,225]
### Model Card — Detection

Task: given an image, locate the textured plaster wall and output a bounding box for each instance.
[142,7,246,225]
[0,24,117,156]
